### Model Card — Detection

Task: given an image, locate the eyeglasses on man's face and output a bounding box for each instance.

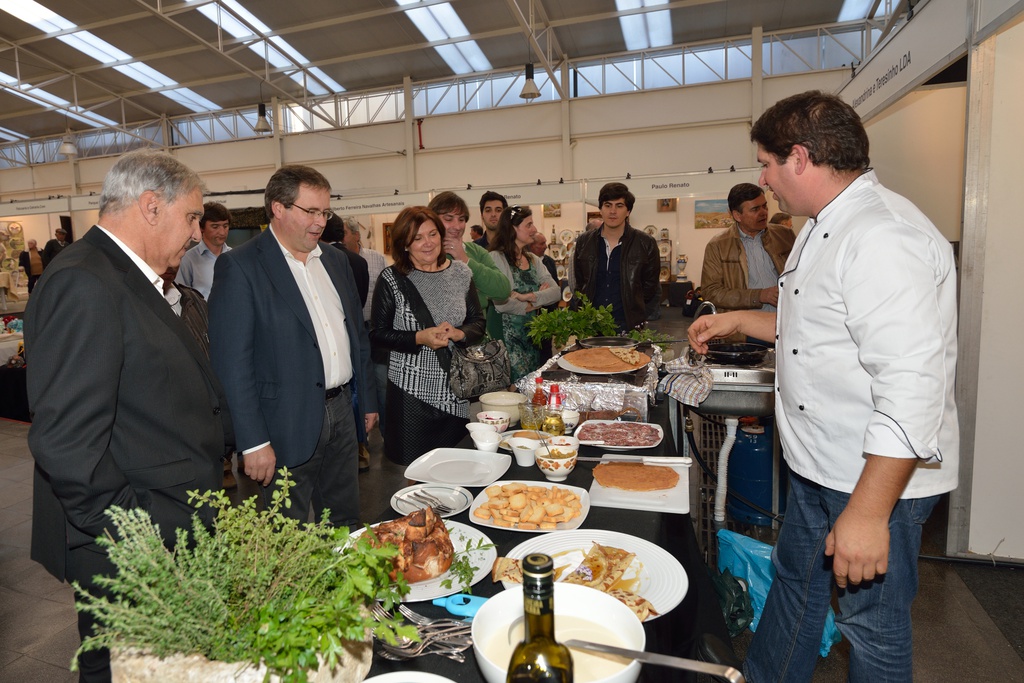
[288,203,334,221]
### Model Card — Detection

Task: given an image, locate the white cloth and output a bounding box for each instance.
[775,171,958,499]
[176,240,230,300]
[360,247,386,322]
[270,227,352,390]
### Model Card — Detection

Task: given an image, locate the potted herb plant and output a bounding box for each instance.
[73,472,415,683]
[525,293,617,352]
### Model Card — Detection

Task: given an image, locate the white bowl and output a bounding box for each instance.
[535,446,578,482]
[477,411,512,433]
[506,438,538,467]
[562,410,581,431]
[545,435,580,452]
[471,431,502,452]
[467,422,498,435]
[479,392,528,425]
[472,583,645,683]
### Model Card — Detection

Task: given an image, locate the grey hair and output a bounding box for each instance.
[341,216,362,235]
[99,150,205,217]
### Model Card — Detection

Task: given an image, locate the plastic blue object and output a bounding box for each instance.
[432,593,488,619]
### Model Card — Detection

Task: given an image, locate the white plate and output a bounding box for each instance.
[556,356,644,376]
[391,483,473,518]
[575,420,664,451]
[587,455,691,514]
[404,448,511,486]
[365,673,456,683]
[496,429,553,450]
[559,228,576,245]
[501,529,687,619]
[468,480,590,533]
[354,521,496,603]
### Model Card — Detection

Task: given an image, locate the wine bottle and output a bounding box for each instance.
[506,553,573,683]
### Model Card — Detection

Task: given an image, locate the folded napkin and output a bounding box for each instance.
[658,356,713,407]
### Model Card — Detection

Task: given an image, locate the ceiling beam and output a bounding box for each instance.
[503,0,566,99]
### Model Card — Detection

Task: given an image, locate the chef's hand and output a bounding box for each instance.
[686,311,743,354]
[244,444,277,486]
[365,412,378,433]
[825,507,890,588]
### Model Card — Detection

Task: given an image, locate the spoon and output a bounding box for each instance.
[564,640,744,682]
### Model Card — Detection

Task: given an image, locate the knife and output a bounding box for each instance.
[576,456,692,465]
[564,640,745,683]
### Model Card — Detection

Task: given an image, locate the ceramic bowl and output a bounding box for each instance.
[479,392,528,425]
[561,410,581,431]
[535,443,578,482]
[472,583,645,683]
[476,411,511,433]
[505,437,539,467]
[466,422,498,436]
[471,431,502,453]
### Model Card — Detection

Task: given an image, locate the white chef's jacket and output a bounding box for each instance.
[775,171,959,499]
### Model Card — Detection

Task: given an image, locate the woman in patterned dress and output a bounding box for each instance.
[488,206,560,382]
[370,206,486,465]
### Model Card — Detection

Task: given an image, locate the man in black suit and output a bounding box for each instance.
[41,227,69,267]
[25,150,234,682]
[208,165,376,528]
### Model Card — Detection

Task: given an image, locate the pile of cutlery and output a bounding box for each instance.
[370,602,472,661]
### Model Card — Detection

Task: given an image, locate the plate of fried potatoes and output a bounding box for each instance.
[469,480,590,533]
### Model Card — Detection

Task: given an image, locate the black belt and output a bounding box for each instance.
[325,382,349,401]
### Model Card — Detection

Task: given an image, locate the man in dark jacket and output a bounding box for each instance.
[571,182,660,331]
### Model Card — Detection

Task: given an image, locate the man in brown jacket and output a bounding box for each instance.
[700,183,795,315]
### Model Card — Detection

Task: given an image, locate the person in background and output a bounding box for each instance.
[470,224,485,241]
[428,191,511,340]
[322,214,369,308]
[175,201,231,300]
[700,183,795,322]
[475,190,507,247]
[370,206,485,465]
[770,211,793,228]
[41,227,69,267]
[340,216,387,471]
[689,90,959,683]
[489,206,560,381]
[208,165,376,529]
[19,239,43,293]
[25,150,234,682]
[530,233,558,283]
[571,182,659,332]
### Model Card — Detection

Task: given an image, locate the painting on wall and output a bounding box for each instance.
[383,222,394,254]
[657,198,677,212]
[694,199,731,230]
[543,203,562,218]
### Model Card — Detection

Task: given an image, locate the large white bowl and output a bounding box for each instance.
[472,583,645,683]
[479,392,528,425]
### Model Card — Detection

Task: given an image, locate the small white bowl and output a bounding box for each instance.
[476,410,511,433]
[472,583,645,683]
[507,439,538,467]
[545,435,580,452]
[466,422,498,436]
[471,431,502,452]
[562,409,581,431]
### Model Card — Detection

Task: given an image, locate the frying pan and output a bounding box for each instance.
[704,342,769,366]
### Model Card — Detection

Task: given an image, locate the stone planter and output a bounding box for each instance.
[111,639,372,683]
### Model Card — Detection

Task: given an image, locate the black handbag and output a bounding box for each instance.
[393,272,510,399]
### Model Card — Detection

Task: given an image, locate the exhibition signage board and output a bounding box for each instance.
[586,168,760,204]
[70,195,101,211]
[331,192,431,215]
[839,0,967,121]
[2,197,69,216]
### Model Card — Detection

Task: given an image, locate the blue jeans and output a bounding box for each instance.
[745,472,939,683]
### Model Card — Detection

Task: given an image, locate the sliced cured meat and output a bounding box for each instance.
[576,422,661,447]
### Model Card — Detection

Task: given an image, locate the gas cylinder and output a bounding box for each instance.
[726,418,784,526]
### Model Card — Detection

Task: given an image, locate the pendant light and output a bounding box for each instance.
[519,63,541,100]
[254,81,272,134]
[57,111,78,156]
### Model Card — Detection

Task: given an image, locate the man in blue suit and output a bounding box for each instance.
[208,165,377,527]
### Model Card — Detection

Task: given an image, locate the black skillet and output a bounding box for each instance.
[704,342,769,366]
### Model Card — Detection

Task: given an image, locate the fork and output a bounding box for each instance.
[398,603,468,628]
[409,491,455,514]
[377,645,466,663]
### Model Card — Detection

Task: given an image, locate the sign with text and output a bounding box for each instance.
[437,181,584,207]
[70,195,101,211]
[839,0,967,120]
[586,169,761,204]
[0,197,69,216]
[331,192,431,215]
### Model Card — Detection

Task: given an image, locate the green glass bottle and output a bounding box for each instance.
[506,553,574,683]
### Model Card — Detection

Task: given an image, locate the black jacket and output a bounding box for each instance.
[571,224,660,330]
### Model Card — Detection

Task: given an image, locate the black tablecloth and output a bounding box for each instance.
[366,400,731,682]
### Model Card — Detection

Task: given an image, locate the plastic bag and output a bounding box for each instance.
[717,529,842,657]
[710,567,753,638]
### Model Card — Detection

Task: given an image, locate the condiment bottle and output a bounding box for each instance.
[531,377,547,407]
[543,385,565,436]
[506,553,573,683]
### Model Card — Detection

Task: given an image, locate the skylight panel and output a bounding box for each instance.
[0,1,224,115]
[396,0,492,75]
[839,0,876,21]
[0,125,28,143]
[616,0,673,51]
[0,70,118,128]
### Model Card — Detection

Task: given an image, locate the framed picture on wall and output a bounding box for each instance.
[543,203,562,218]
[383,222,394,254]
[694,199,730,229]
[586,211,602,222]
[657,198,677,212]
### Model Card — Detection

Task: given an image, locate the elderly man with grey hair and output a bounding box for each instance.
[25,150,235,682]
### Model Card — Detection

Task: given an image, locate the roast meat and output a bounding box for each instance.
[368,507,455,583]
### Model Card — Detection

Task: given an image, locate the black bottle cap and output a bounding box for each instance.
[522,553,554,579]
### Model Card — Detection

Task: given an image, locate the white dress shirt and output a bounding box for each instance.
[775,171,959,499]
[96,226,163,298]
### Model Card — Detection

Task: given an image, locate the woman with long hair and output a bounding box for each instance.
[488,205,560,382]
[370,206,486,464]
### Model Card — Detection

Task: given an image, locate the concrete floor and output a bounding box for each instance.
[2,309,1023,681]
